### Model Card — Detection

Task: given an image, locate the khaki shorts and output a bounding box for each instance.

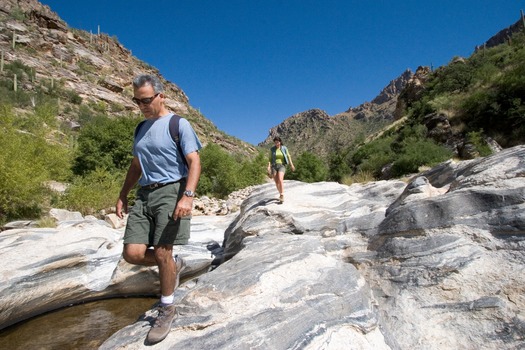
[272,163,286,175]
[123,182,190,246]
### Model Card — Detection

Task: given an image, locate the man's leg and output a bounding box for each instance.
[154,244,176,297]
[122,243,157,266]
[146,183,188,344]
[147,244,185,344]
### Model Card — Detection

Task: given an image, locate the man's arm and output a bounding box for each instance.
[116,157,142,218]
[174,151,201,218]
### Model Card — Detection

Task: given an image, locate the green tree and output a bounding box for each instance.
[198,144,266,198]
[391,138,452,177]
[73,114,141,175]
[59,168,123,216]
[328,151,351,182]
[287,151,327,183]
[198,143,238,197]
[0,106,72,221]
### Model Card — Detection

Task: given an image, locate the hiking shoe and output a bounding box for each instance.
[174,255,186,290]
[146,303,177,344]
[279,194,284,203]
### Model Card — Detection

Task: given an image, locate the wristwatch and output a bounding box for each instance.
[183,190,195,197]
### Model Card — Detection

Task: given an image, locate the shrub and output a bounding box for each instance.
[198,143,242,198]
[287,151,328,183]
[235,151,267,189]
[73,114,141,175]
[0,105,73,222]
[198,144,266,198]
[341,170,375,185]
[391,138,452,177]
[466,130,492,157]
[327,151,351,183]
[59,168,123,216]
[350,136,395,177]
[0,131,49,221]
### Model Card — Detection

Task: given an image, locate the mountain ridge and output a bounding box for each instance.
[259,14,525,156]
[259,69,414,155]
[0,0,257,156]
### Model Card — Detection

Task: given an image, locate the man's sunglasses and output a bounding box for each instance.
[132,93,160,105]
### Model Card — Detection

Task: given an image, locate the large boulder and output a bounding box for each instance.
[99,146,525,349]
[0,215,231,330]
[2,146,524,349]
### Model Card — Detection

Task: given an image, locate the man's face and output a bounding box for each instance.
[133,84,163,118]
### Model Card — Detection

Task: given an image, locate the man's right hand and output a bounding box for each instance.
[116,196,128,219]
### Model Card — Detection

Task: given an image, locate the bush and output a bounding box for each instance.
[198,143,238,197]
[287,151,327,183]
[350,136,395,177]
[341,170,375,185]
[391,138,452,177]
[73,114,141,175]
[235,151,267,189]
[198,144,266,198]
[59,168,123,216]
[466,130,492,157]
[327,151,351,183]
[0,106,71,221]
[0,131,49,221]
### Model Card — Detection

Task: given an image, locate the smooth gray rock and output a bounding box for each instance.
[0,215,230,329]
[103,145,524,350]
[2,146,525,349]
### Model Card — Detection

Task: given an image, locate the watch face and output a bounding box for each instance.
[184,190,194,197]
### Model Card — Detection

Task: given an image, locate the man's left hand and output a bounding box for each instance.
[174,196,193,218]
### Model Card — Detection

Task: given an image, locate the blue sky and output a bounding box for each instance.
[39,1,523,145]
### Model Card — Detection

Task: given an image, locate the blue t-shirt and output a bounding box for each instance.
[133,114,202,186]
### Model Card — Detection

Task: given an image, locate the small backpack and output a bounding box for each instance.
[134,114,188,168]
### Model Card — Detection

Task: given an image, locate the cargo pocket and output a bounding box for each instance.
[173,216,191,245]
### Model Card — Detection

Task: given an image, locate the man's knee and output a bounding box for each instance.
[123,244,146,264]
[154,245,173,263]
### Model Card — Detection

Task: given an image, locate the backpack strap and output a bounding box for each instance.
[133,114,188,169]
[168,114,188,169]
[133,120,147,139]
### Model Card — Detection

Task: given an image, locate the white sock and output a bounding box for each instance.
[160,294,174,305]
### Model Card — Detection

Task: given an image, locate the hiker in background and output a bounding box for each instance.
[116,73,202,344]
[267,136,295,203]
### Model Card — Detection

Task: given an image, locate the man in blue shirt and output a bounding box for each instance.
[116,74,202,344]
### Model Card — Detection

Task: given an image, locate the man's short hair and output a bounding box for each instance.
[133,74,164,93]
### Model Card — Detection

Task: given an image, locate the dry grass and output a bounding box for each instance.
[341,171,376,186]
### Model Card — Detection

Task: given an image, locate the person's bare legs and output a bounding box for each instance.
[123,243,177,296]
[273,171,285,201]
[123,243,157,266]
[154,244,175,297]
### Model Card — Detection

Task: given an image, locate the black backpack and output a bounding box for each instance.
[134,114,188,168]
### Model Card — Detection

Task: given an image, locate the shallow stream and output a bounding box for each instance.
[0,297,156,349]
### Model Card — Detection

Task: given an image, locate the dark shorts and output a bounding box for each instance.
[123,182,190,246]
[272,163,286,175]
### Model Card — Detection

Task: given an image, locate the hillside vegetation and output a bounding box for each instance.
[0,57,267,223]
[287,29,525,184]
[1,1,523,224]
[0,2,266,224]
